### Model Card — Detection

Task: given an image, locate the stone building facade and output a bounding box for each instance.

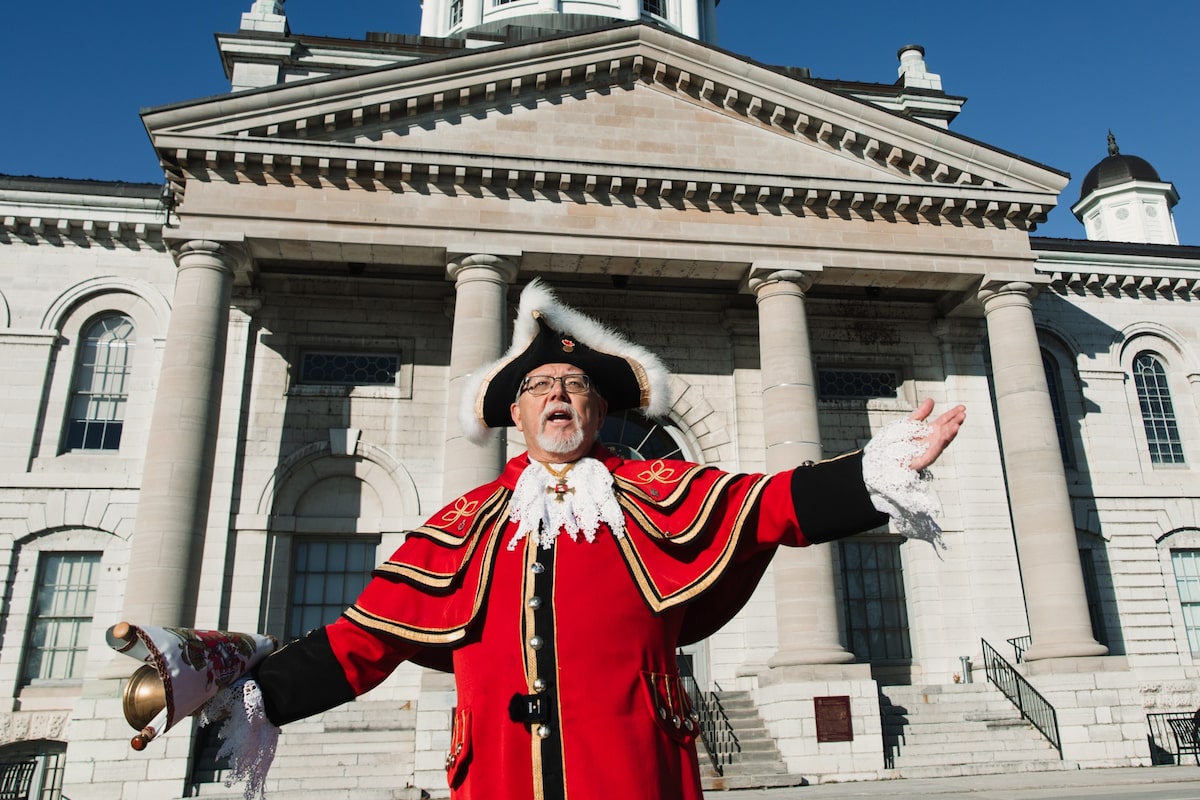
[0,2,1197,798]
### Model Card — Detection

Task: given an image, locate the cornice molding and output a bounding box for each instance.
[147,27,1063,229]
[1042,270,1200,300]
[1036,248,1200,299]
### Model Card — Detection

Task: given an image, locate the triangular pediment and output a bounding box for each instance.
[145,24,1067,225]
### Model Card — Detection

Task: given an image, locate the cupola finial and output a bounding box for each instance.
[1107,130,1119,157]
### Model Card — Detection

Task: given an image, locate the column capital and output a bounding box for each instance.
[743,263,822,297]
[977,279,1036,310]
[446,253,519,285]
[171,239,250,275]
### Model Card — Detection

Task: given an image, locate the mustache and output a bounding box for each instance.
[539,402,579,427]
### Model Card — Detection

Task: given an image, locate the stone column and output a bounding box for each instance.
[463,0,483,28]
[420,0,444,36]
[443,254,518,502]
[619,0,641,20]
[747,266,856,666]
[979,280,1107,661]
[121,240,242,628]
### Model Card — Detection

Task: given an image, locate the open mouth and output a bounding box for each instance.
[543,406,576,427]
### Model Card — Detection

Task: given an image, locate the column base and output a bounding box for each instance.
[1023,639,1109,663]
[759,661,873,686]
[768,646,857,669]
[1023,653,1128,676]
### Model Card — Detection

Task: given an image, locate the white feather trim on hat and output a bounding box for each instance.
[458,279,672,446]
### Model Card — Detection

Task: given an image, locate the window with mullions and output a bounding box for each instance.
[643,0,666,16]
[1171,549,1200,656]
[450,0,463,26]
[1133,352,1185,464]
[1042,351,1074,466]
[287,538,378,640]
[841,540,911,662]
[300,352,401,387]
[21,553,101,685]
[64,314,134,451]
[818,368,899,400]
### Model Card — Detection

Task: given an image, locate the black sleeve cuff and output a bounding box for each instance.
[790,451,890,545]
[253,628,357,726]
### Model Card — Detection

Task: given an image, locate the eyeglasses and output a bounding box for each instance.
[520,374,592,396]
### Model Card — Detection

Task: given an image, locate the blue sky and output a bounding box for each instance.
[3,1,1196,243]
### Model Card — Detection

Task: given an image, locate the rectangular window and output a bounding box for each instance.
[287,538,377,640]
[299,352,401,387]
[1171,550,1200,656]
[22,553,101,685]
[643,0,666,16]
[450,0,463,26]
[841,540,911,661]
[818,369,899,400]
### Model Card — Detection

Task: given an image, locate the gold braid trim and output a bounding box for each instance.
[345,504,508,644]
[373,487,510,587]
[614,475,770,611]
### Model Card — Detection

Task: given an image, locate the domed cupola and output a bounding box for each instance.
[1070,132,1180,245]
[420,0,720,43]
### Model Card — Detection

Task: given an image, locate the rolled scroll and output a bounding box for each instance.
[107,622,277,751]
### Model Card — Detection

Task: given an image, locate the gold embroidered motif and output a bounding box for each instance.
[629,460,681,486]
[441,496,480,526]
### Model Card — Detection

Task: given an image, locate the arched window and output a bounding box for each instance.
[1132,351,1185,464]
[1042,351,1073,466]
[600,410,686,461]
[63,314,135,452]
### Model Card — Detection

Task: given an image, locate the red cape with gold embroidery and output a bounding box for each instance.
[345,445,805,672]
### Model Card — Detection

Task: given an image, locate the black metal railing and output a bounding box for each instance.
[678,654,740,775]
[981,638,1062,757]
[1146,712,1200,765]
[1006,635,1031,664]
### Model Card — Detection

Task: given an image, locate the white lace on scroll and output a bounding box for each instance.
[200,677,279,800]
[862,418,946,555]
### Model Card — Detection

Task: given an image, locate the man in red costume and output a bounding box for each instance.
[249,280,965,800]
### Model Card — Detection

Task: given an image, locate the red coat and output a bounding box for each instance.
[258,445,885,800]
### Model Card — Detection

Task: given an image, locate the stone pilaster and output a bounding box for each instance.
[120,240,242,628]
[442,254,518,502]
[978,280,1107,661]
[746,266,856,667]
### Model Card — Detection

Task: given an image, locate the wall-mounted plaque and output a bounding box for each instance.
[814,695,853,743]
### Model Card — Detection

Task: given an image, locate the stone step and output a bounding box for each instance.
[700,690,807,791]
[881,683,1063,775]
[891,759,1070,780]
[701,769,807,791]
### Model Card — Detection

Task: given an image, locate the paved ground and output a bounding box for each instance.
[718,766,1200,799]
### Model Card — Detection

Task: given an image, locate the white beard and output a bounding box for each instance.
[536,426,585,458]
[508,458,627,550]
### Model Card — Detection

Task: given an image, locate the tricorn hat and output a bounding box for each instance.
[460,280,672,445]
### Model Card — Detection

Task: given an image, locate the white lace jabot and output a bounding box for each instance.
[508,457,626,550]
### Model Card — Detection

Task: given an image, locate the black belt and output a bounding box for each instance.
[509,691,553,724]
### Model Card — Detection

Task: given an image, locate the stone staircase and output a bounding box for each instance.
[193,699,423,799]
[700,690,807,791]
[880,683,1070,779]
